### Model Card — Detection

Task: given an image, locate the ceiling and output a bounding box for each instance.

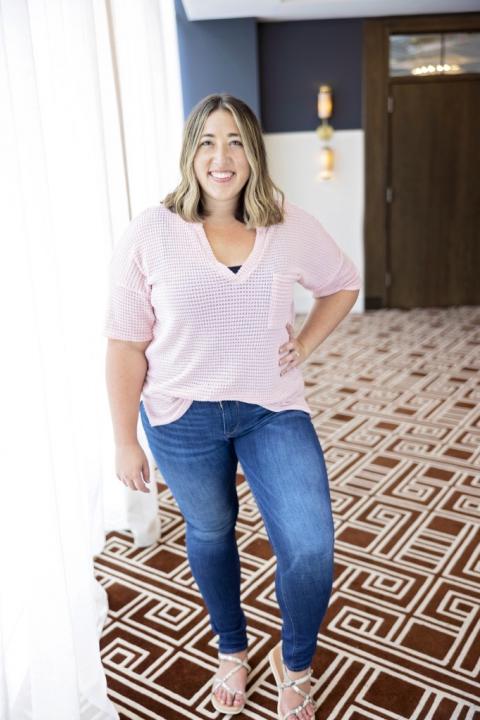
[181,0,480,22]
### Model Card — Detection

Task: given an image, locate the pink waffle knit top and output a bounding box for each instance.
[103,199,361,426]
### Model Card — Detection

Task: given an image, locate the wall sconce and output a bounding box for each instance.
[319,146,334,180]
[316,84,334,180]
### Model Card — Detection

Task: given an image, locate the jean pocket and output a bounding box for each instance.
[267,271,299,329]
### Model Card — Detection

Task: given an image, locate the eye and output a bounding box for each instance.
[199,139,243,147]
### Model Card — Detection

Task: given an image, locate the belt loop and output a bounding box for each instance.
[219,400,223,410]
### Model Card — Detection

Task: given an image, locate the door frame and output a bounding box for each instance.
[363,12,480,309]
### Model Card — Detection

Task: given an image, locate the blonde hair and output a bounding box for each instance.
[161,93,285,229]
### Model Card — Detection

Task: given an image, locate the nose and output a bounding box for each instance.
[213,143,232,163]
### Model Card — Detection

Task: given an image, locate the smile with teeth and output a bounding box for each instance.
[208,171,235,183]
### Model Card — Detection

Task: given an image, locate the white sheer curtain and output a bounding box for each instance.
[0,1,183,717]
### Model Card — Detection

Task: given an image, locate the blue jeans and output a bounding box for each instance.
[139,399,334,671]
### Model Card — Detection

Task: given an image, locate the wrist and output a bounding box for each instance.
[115,438,139,449]
[296,335,311,357]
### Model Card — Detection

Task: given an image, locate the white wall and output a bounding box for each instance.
[264,129,364,313]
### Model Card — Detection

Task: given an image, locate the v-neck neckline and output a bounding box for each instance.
[193,222,268,283]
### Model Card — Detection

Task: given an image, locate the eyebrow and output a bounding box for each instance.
[200,132,241,138]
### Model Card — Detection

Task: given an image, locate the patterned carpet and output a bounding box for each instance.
[94,307,480,720]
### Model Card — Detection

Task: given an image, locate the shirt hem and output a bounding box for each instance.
[140,389,312,427]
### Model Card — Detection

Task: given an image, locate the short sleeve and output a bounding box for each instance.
[292,204,362,298]
[103,214,155,342]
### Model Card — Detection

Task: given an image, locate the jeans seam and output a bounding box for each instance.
[278,565,297,669]
[219,401,227,439]
[231,401,240,435]
[237,453,298,667]
[221,400,240,438]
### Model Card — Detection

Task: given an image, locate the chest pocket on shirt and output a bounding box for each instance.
[267,271,300,329]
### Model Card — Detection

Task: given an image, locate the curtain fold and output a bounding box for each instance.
[0,0,183,717]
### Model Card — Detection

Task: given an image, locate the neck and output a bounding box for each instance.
[204,216,242,228]
[201,196,241,225]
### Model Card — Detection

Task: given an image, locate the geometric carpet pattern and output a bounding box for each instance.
[94,306,480,720]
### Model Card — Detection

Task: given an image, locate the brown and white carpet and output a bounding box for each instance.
[94,306,480,720]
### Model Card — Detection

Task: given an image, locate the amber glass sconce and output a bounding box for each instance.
[316,85,334,180]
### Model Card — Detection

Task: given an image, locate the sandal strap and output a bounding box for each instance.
[281,695,317,720]
[279,664,316,720]
[218,653,251,673]
[280,666,312,690]
[212,653,250,697]
[280,673,312,689]
[212,678,246,696]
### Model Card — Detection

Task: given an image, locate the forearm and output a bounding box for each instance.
[105,341,148,446]
[297,289,359,357]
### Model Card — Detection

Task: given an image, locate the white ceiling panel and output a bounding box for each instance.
[181,0,480,22]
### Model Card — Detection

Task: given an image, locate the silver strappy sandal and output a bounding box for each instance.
[211,651,251,715]
[268,642,317,720]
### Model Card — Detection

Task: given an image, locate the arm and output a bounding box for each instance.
[279,204,361,368]
[296,289,359,357]
[279,289,359,374]
[105,338,150,447]
[103,212,156,492]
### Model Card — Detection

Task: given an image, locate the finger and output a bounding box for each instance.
[124,476,137,491]
[279,346,297,365]
[142,460,150,484]
[280,355,294,375]
[279,340,294,354]
[280,349,301,375]
[135,473,150,493]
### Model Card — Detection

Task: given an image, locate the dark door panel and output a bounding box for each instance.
[388,79,480,308]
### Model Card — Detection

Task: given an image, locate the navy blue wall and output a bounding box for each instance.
[258,19,363,132]
[174,0,260,119]
[175,2,363,131]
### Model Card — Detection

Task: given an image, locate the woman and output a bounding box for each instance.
[104,93,360,720]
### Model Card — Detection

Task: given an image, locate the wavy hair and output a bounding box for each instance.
[161,93,285,229]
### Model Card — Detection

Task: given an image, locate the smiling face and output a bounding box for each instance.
[193,108,251,219]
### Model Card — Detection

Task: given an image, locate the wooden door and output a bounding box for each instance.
[387,77,480,308]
